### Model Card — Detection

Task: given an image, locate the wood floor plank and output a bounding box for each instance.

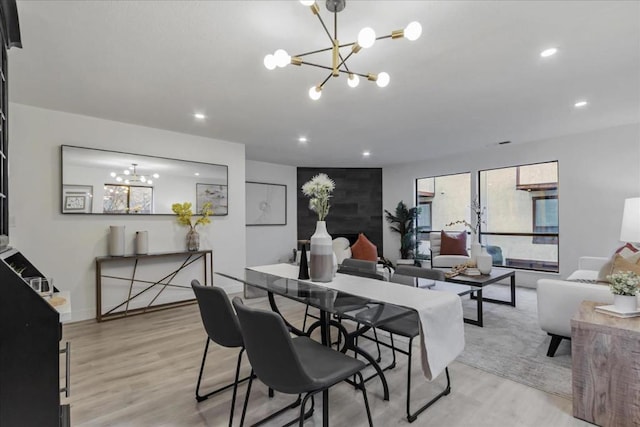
[61,294,590,426]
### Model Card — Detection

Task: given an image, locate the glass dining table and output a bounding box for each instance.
[218,268,409,396]
[217,264,465,426]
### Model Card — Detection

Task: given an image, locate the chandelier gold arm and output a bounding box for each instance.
[268,2,422,98]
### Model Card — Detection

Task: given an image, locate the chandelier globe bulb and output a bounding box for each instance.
[274,49,290,68]
[308,86,322,100]
[357,27,376,49]
[376,72,390,88]
[405,21,422,41]
[263,54,277,70]
[347,74,360,88]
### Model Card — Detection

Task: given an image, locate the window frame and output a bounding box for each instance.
[103,184,154,214]
[478,160,560,273]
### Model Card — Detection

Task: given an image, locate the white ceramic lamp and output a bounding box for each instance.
[620,197,640,243]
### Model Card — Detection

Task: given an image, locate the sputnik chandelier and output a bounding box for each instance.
[109,163,159,186]
[263,0,422,100]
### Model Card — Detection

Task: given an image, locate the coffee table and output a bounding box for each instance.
[432,267,516,327]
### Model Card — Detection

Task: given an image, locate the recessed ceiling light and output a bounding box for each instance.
[574,100,588,108]
[362,151,371,157]
[194,112,206,120]
[540,47,558,58]
[194,172,200,176]
[298,136,308,143]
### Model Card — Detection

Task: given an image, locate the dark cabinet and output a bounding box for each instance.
[0,249,68,426]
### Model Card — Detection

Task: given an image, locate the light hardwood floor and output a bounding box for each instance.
[62,294,590,427]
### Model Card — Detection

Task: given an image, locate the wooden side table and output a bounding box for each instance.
[571,300,640,426]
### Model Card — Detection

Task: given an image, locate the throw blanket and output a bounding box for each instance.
[248,263,465,381]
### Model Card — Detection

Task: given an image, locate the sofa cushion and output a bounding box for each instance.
[440,231,468,256]
[567,269,601,282]
[610,253,640,277]
[332,237,352,265]
[351,233,377,262]
[431,255,472,268]
[616,242,640,258]
[597,251,640,282]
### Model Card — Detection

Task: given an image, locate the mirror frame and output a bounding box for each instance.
[60,145,229,216]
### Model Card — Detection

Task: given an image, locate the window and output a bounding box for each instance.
[479,161,559,272]
[532,196,558,244]
[415,172,471,260]
[103,185,153,214]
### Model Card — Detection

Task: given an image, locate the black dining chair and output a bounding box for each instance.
[191,280,251,427]
[356,267,452,423]
[232,297,374,427]
[302,258,384,333]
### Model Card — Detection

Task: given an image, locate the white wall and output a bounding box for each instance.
[383,123,640,286]
[9,103,246,321]
[245,160,297,266]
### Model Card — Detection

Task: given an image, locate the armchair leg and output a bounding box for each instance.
[546,334,566,357]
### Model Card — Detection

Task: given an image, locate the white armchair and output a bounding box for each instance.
[429,232,471,268]
[537,256,614,356]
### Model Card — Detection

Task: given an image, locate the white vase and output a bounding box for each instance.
[470,236,482,262]
[108,225,125,256]
[310,221,333,282]
[135,231,148,255]
[613,294,638,312]
[476,248,492,274]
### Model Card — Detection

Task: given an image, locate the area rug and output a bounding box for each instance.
[456,285,573,399]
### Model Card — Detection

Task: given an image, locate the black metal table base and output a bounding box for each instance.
[463,274,516,327]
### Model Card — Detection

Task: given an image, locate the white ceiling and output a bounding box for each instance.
[9,1,640,167]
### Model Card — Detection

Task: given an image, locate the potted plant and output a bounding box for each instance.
[171,201,213,251]
[301,173,336,282]
[607,271,640,312]
[385,201,419,265]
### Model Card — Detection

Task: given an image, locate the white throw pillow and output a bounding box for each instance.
[332,237,352,265]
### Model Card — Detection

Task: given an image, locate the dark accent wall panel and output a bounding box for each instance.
[297,168,383,255]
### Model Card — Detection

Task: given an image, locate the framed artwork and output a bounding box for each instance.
[246,181,287,226]
[65,195,85,210]
[62,185,93,213]
[196,183,228,216]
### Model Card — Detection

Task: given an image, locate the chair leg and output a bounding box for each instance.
[239,370,254,427]
[406,338,451,422]
[355,372,373,427]
[389,333,397,369]
[372,328,382,363]
[303,304,310,331]
[195,338,211,401]
[228,348,245,427]
[299,393,314,427]
[196,339,251,403]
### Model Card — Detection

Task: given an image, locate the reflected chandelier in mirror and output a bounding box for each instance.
[60,145,228,215]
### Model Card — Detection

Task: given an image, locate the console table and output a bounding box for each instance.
[96,250,213,322]
[571,300,640,426]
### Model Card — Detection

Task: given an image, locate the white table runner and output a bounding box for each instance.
[248,263,465,381]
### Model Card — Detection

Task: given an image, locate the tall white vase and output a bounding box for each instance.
[108,225,125,256]
[476,247,493,274]
[135,231,149,255]
[310,221,333,282]
[470,235,482,262]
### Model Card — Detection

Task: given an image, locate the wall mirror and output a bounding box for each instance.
[61,145,228,215]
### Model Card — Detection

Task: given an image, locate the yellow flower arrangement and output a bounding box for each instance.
[171,202,213,230]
